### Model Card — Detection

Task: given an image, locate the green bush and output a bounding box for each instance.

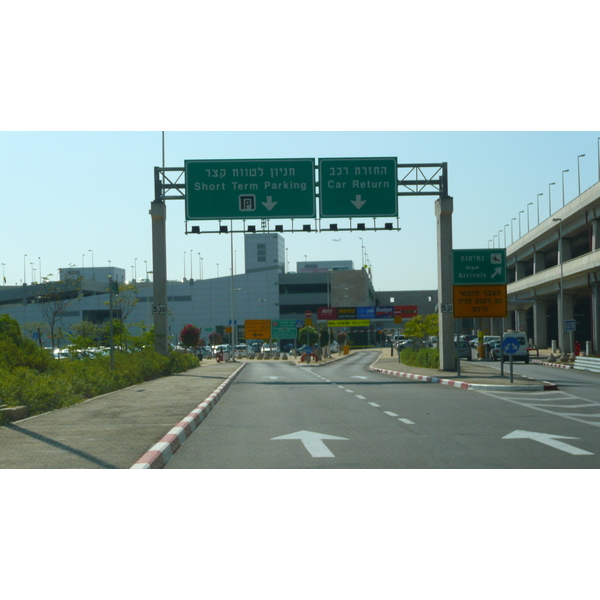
[400,347,440,369]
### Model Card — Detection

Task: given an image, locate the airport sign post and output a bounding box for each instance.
[452,249,507,285]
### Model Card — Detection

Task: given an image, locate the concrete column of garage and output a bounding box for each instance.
[533,298,548,349]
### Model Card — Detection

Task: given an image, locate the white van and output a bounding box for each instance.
[502,331,529,363]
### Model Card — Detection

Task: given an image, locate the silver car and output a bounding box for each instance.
[454,341,472,360]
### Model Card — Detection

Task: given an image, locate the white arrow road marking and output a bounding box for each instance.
[351,195,366,209]
[502,430,593,455]
[271,430,349,458]
[262,196,277,211]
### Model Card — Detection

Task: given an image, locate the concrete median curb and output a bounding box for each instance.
[369,363,558,392]
[131,362,247,469]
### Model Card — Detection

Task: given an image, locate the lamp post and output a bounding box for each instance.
[561,170,569,207]
[88,249,94,281]
[493,235,497,248]
[359,237,364,267]
[488,239,493,248]
[504,224,509,248]
[536,193,543,225]
[577,154,585,196]
[511,218,516,244]
[553,218,566,356]
[527,202,533,232]
[518,211,524,238]
[548,182,555,217]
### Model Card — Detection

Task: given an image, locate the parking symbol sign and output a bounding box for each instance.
[239,195,256,211]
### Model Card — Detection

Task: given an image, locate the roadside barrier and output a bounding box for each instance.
[573,356,600,373]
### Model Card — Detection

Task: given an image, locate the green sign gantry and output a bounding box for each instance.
[319,157,398,218]
[185,159,316,220]
[452,249,507,285]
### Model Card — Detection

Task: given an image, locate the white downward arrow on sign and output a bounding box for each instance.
[271,430,349,457]
[262,196,277,211]
[351,195,366,210]
[503,430,593,456]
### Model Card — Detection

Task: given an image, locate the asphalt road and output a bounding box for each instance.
[166,352,600,468]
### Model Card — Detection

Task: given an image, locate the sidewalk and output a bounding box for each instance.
[0,360,243,469]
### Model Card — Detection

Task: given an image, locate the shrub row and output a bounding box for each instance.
[0,350,198,425]
[399,347,440,369]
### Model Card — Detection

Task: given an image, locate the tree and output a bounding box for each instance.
[37,274,83,350]
[297,326,318,347]
[23,322,50,347]
[180,324,201,348]
[105,282,139,351]
[68,321,103,351]
[403,314,439,348]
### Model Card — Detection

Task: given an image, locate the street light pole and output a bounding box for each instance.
[562,169,569,207]
[504,224,509,248]
[577,154,585,196]
[548,182,555,217]
[537,193,543,225]
[518,211,524,238]
[527,202,533,232]
[511,218,516,244]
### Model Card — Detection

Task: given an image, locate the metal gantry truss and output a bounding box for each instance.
[153,162,448,234]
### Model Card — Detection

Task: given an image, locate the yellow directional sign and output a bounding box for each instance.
[244,319,271,340]
[452,285,507,318]
[327,320,370,327]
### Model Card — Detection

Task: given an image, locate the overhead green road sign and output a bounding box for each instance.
[453,249,507,285]
[319,157,398,218]
[185,158,316,220]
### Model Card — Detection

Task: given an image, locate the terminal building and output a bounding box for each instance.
[0,233,437,348]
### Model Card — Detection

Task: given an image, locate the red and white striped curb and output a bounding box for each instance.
[530,359,574,369]
[131,363,246,469]
[369,365,558,391]
[369,366,471,388]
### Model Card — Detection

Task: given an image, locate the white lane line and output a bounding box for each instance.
[384,411,399,417]
[338,385,345,389]
[345,389,355,394]
[356,395,366,400]
[399,418,415,425]
[368,402,380,407]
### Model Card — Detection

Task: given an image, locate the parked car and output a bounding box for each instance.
[261,343,279,354]
[454,340,472,360]
[489,341,503,360]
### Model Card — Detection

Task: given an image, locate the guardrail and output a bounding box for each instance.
[573,356,600,373]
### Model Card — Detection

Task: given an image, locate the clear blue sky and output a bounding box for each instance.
[1,131,599,290]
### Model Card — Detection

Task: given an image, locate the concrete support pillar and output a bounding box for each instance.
[533,251,545,274]
[150,199,168,356]
[591,219,600,251]
[516,309,527,334]
[558,237,572,263]
[515,262,526,281]
[591,278,600,354]
[533,298,548,349]
[435,195,454,371]
[559,293,576,353]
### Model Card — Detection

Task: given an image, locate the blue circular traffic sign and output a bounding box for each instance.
[502,337,519,355]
